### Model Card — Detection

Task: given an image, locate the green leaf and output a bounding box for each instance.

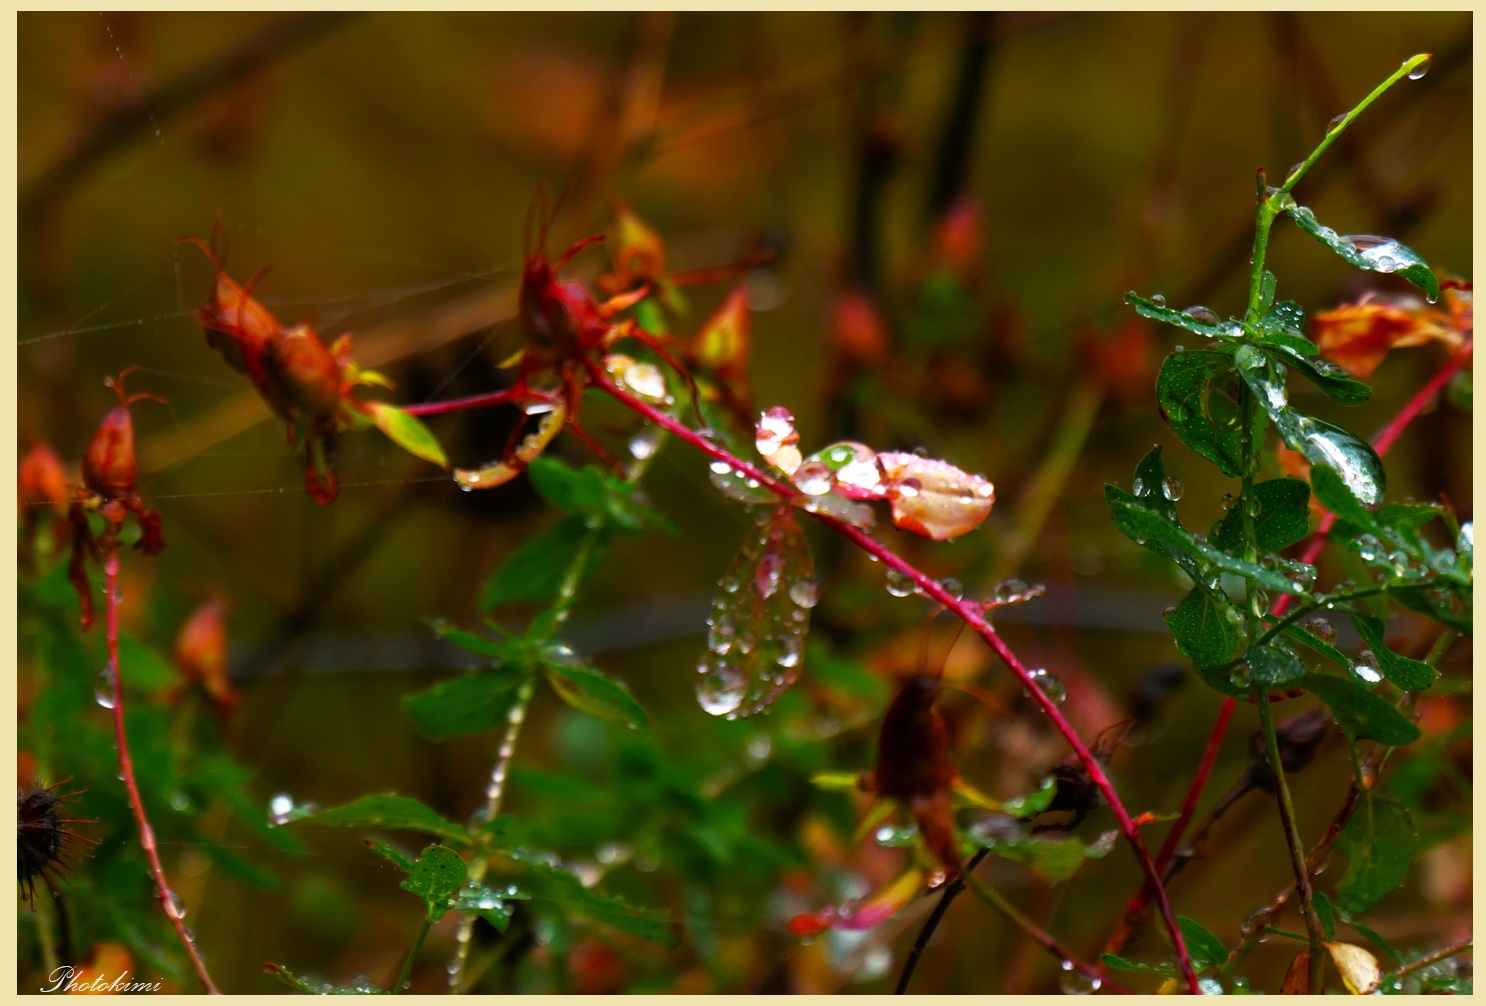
[1156,350,1245,477]
[401,845,468,921]
[1335,794,1415,914]
[452,882,529,932]
[1001,775,1059,818]
[1312,890,1337,941]
[1099,952,1175,976]
[1106,486,1297,594]
[511,851,678,946]
[541,656,648,730]
[361,401,449,469]
[116,635,179,694]
[365,839,414,872]
[987,834,1088,883]
[427,619,523,661]
[479,515,611,613]
[1246,641,1306,687]
[1301,675,1420,747]
[1212,477,1312,554]
[1127,292,1245,339]
[1285,208,1440,302]
[277,794,470,845]
[1166,586,1241,667]
[402,673,526,740]
[1176,916,1228,971]
[1281,622,1351,671]
[1389,582,1473,634]
[527,457,674,535]
[1348,614,1437,691]
[1273,344,1373,405]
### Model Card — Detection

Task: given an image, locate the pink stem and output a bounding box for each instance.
[1109,341,1473,957]
[401,388,521,417]
[104,553,221,994]
[589,362,1201,993]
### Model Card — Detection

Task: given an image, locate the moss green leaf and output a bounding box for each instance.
[361,401,448,468]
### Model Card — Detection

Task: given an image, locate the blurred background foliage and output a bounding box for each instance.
[17,11,1471,994]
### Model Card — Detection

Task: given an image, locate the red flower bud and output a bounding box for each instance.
[271,322,343,417]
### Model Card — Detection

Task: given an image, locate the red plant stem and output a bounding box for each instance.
[586,363,1200,993]
[401,388,520,417]
[103,553,221,995]
[1105,341,1473,960]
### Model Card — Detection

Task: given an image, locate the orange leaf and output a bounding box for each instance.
[1311,294,1465,379]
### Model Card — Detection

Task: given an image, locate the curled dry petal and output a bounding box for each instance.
[454,398,569,491]
[1325,942,1381,995]
[877,451,995,541]
[1311,289,1469,379]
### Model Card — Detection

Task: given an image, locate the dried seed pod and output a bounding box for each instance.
[18,780,97,905]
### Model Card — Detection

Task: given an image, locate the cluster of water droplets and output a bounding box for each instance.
[988,578,1046,608]
[1350,533,1427,580]
[697,509,816,719]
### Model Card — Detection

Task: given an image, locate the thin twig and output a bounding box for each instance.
[1395,940,1473,979]
[104,553,221,994]
[895,848,987,994]
[585,363,1200,992]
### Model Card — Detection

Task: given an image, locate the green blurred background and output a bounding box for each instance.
[17,12,1472,994]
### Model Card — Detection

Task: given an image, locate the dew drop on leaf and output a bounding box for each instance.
[1150,294,1166,307]
[627,426,660,460]
[621,362,668,401]
[1305,617,1337,644]
[1182,305,1220,326]
[1351,649,1383,685]
[788,580,820,608]
[1161,475,1184,501]
[1407,55,1431,79]
[793,460,834,496]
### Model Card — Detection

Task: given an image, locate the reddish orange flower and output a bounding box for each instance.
[174,597,239,716]
[1310,282,1471,378]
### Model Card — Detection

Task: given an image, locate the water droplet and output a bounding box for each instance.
[1351,649,1383,685]
[755,406,797,456]
[1162,605,1177,619]
[622,362,668,401]
[1132,477,1148,497]
[885,569,915,598]
[1150,294,1167,308]
[1058,962,1101,995]
[95,664,117,709]
[993,578,1030,604]
[1326,112,1347,133]
[1198,977,1224,995]
[789,580,820,608]
[1305,617,1337,644]
[709,459,733,475]
[164,889,187,920]
[1182,305,1220,326]
[775,635,803,668]
[720,575,740,594]
[628,427,660,460]
[939,578,963,601]
[697,658,746,717]
[707,620,735,655]
[912,446,930,458]
[746,734,773,763]
[793,460,834,496]
[896,477,921,498]
[1230,663,1253,688]
[1027,668,1066,705]
[169,791,191,812]
[737,632,756,655]
[1407,55,1431,80]
[1162,475,1184,501]
[1355,533,1382,563]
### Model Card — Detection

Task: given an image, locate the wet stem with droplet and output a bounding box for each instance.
[586,361,1202,992]
[102,553,221,994]
[447,443,658,993]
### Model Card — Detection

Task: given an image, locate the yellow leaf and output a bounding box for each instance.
[1326,942,1382,995]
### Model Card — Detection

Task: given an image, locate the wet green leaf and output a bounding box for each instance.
[986,833,1087,883]
[1177,916,1228,971]
[401,844,468,921]
[1002,775,1059,818]
[527,457,674,535]
[1335,794,1415,914]
[1156,350,1245,477]
[1127,292,1245,339]
[1389,582,1473,634]
[1212,477,1311,554]
[402,673,526,739]
[1285,209,1440,302]
[511,851,678,946]
[452,882,528,932]
[1312,890,1337,941]
[1348,614,1436,691]
[1106,486,1297,594]
[1246,641,1306,687]
[1301,675,1420,746]
[277,794,470,844]
[365,839,414,873]
[427,619,524,661]
[1281,622,1350,671]
[1100,952,1175,976]
[361,401,449,469]
[479,515,611,612]
[541,656,648,730]
[1166,586,1241,668]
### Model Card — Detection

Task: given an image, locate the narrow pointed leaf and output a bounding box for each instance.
[1301,675,1420,746]
[1348,614,1437,691]
[1155,350,1245,477]
[276,793,470,844]
[1285,208,1440,302]
[1335,793,1415,914]
[1127,292,1245,338]
[361,401,448,468]
[541,656,648,730]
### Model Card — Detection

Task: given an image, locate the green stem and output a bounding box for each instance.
[392,918,433,994]
[1255,693,1327,993]
[1244,53,1432,320]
